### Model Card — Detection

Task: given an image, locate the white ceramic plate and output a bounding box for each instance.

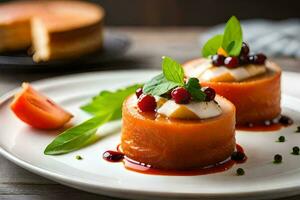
[1,70,300,200]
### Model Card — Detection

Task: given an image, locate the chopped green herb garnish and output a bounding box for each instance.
[236,168,245,176]
[44,84,141,155]
[273,154,282,164]
[292,146,300,155]
[295,126,300,133]
[184,78,206,101]
[277,136,285,142]
[202,16,243,57]
[76,155,83,160]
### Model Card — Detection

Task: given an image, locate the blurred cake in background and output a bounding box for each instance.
[0,1,105,62]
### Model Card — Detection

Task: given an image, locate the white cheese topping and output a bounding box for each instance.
[184,59,213,78]
[201,66,228,81]
[157,100,180,117]
[185,59,267,82]
[229,67,250,81]
[132,94,221,120]
[157,99,222,120]
[185,101,222,119]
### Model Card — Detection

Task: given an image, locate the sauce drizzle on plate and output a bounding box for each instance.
[237,115,293,132]
[103,144,246,176]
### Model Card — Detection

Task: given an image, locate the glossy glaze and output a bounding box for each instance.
[237,115,293,132]
[103,144,246,176]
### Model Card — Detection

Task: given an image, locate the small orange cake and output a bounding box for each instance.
[184,58,281,125]
[184,16,282,126]
[121,94,236,170]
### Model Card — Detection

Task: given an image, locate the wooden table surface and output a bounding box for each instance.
[0,27,300,200]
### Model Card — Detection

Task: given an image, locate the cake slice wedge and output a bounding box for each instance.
[0,1,105,62]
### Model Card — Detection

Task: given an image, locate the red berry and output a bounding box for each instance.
[103,150,124,162]
[240,42,250,56]
[171,87,191,104]
[224,57,239,68]
[137,94,157,112]
[248,55,255,63]
[204,87,216,101]
[239,55,249,65]
[211,55,225,66]
[254,53,267,65]
[135,87,143,98]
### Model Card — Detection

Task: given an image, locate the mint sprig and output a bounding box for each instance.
[202,16,243,57]
[144,56,206,101]
[202,34,223,57]
[222,16,243,56]
[143,73,179,96]
[143,56,184,96]
[44,84,141,155]
[162,56,185,85]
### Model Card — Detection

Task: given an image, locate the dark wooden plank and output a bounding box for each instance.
[0,194,119,200]
[0,155,52,184]
[90,0,300,26]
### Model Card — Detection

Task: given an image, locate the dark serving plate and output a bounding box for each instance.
[0,33,130,71]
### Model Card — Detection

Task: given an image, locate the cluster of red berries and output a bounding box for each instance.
[136,86,216,112]
[211,42,267,68]
[170,86,215,104]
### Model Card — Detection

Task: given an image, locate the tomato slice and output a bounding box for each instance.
[10,83,73,129]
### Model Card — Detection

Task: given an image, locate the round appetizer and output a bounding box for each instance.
[121,57,236,170]
[183,16,281,126]
[0,0,104,62]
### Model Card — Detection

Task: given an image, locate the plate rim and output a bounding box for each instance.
[1,69,300,199]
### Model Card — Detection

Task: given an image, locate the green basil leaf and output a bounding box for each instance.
[143,73,179,96]
[162,56,184,85]
[81,84,142,117]
[44,113,112,155]
[202,34,223,57]
[222,16,243,56]
[185,78,206,101]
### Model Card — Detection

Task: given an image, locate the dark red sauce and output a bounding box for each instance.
[103,150,124,162]
[237,115,293,132]
[232,144,247,163]
[103,144,246,176]
[123,157,236,176]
